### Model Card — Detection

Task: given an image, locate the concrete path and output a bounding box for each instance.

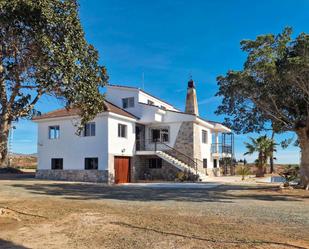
[119,182,221,189]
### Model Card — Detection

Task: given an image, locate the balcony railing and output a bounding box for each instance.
[136,139,198,173]
[211,143,233,154]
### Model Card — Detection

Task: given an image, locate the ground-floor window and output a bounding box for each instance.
[85,158,98,170]
[213,159,218,168]
[148,158,162,169]
[51,158,63,170]
[203,159,207,168]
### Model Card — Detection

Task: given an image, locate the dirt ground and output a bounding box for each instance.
[0,175,308,249]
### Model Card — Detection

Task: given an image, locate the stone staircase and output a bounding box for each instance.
[155,151,208,181]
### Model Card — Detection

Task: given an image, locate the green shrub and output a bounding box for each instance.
[175,170,199,182]
[236,165,251,180]
[279,165,300,186]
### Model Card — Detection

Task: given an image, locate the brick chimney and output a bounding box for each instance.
[185,79,199,116]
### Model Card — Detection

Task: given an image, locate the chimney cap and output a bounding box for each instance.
[188,79,195,88]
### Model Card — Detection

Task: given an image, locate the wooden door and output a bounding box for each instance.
[114,157,131,184]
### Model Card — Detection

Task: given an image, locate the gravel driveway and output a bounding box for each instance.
[0,176,308,249]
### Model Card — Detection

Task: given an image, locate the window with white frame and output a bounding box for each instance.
[49,126,60,139]
[84,122,96,137]
[202,130,208,144]
[118,123,127,138]
[122,97,134,108]
[150,127,169,142]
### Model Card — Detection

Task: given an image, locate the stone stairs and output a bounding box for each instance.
[155,151,208,181]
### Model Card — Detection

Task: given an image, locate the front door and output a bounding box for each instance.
[114,156,131,184]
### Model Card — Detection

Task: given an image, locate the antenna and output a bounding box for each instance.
[142,72,145,90]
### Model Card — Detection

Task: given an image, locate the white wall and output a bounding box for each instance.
[105,86,179,118]
[37,113,136,171]
[107,114,136,156]
[37,115,108,171]
[144,122,182,150]
[196,124,214,168]
[105,86,140,116]
[138,91,178,111]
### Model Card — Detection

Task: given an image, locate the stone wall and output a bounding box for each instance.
[133,155,181,181]
[173,121,203,170]
[173,122,194,159]
[185,86,199,116]
[36,169,108,183]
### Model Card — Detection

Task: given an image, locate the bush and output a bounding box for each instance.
[236,165,251,180]
[175,170,199,182]
[279,165,300,186]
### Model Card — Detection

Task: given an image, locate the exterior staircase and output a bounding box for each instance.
[155,151,208,181]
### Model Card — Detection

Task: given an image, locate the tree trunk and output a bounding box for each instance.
[297,128,309,190]
[256,152,265,177]
[270,131,275,174]
[0,120,10,167]
[299,142,309,190]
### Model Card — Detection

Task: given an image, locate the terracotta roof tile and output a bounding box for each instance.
[32,100,138,121]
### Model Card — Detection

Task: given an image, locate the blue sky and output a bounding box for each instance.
[12,0,309,163]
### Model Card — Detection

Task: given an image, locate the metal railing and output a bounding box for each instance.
[211,143,233,154]
[136,139,198,173]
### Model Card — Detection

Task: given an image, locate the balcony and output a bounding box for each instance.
[211,143,233,157]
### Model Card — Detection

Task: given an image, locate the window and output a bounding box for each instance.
[202,130,208,144]
[151,127,169,142]
[118,124,127,138]
[213,159,218,168]
[51,158,63,170]
[147,100,154,105]
[203,159,207,168]
[84,122,95,137]
[149,158,162,169]
[122,97,134,108]
[85,158,98,170]
[49,126,60,139]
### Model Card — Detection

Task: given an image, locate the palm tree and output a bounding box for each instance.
[244,135,276,177]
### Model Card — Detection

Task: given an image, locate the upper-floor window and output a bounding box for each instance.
[118,123,127,138]
[51,158,63,170]
[151,127,169,142]
[85,157,98,170]
[122,97,134,109]
[84,122,96,137]
[202,130,208,144]
[49,126,60,139]
[147,100,154,105]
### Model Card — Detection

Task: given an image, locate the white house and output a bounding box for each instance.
[33,80,234,183]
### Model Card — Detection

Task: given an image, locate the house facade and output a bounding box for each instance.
[33,80,234,183]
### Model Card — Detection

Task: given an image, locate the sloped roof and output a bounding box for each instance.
[32,100,138,121]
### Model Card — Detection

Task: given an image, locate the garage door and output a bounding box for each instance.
[114,157,131,184]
